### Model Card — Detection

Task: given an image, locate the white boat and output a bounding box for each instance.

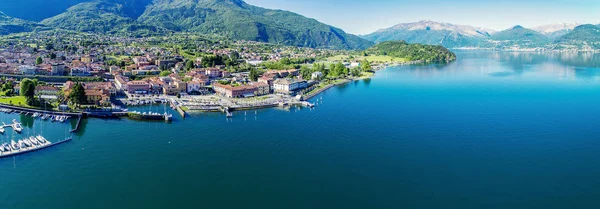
[23,139,32,147]
[10,140,19,150]
[29,137,38,145]
[12,120,23,133]
[36,135,48,144]
[0,127,4,134]
[18,140,26,149]
[32,136,44,144]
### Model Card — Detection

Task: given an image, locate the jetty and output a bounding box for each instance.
[2,119,23,133]
[128,111,173,121]
[0,136,72,159]
[70,115,83,133]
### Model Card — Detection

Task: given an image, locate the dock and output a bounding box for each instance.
[0,136,72,159]
[70,115,83,133]
[2,119,23,133]
[0,103,82,117]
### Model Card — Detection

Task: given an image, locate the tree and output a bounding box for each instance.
[185,60,194,71]
[20,79,35,98]
[230,51,240,60]
[69,83,87,106]
[20,78,36,106]
[50,53,57,60]
[35,56,43,65]
[361,59,372,71]
[300,65,311,79]
[160,71,171,77]
[351,68,361,77]
[249,68,260,81]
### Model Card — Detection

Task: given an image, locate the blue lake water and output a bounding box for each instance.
[2,51,600,208]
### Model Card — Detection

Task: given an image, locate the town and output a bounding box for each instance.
[0,31,378,117]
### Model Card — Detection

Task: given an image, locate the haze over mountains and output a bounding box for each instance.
[363,21,600,50]
[0,0,599,50]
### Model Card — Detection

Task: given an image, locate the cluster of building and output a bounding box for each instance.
[213,69,314,98]
[113,66,234,96]
[63,81,116,106]
[0,33,347,108]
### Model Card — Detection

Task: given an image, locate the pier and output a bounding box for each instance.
[2,119,23,133]
[70,115,83,133]
[0,103,82,117]
[0,136,72,159]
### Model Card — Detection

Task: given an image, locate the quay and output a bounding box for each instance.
[0,136,72,159]
[0,103,82,117]
[2,119,23,133]
[70,115,83,133]
[302,79,351,101]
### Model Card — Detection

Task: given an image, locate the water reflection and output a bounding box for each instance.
[404,51,600,80]
[20,114,34,128]
[74,118,88,137]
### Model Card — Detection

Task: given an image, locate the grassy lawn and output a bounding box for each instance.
[106,55,131,61]
[0,96,30,107]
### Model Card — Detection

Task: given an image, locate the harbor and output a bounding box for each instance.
[0,135,72,159]
[0,107,76,159]
[0,107,74,123]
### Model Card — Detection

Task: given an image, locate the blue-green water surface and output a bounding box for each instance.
[2,51,600,209]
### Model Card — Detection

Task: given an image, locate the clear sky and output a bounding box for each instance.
[245,0,600,35]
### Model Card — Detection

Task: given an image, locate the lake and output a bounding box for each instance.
[2,51,600,209]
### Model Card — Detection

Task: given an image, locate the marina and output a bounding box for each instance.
[0,108,72,123]
[0,135,72,158]
[2,119,24,133]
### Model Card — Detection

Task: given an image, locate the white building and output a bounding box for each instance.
[19,65,36,75]
[70,66,91,76]
[311,71,323,80]
[273,78,308,95]
[187,81,201,93]
[51,63,66,75]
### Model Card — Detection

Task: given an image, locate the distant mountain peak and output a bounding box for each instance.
[532,23,580,38]
[37,0,371,49]
[362,20,496,48]
[512,25,524,29]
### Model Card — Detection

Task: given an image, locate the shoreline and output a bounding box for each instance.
[0,65,394,120]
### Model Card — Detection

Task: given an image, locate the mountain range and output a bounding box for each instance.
[362,21,600,50]
[0,0,599,51]
[1,0,372,50]
[361,21,495,48]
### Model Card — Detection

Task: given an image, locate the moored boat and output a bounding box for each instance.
[18,140,26,149]
[36,135,48,143]
[29,137,39,145]
[23,139,32,147]
[11,140,19,150]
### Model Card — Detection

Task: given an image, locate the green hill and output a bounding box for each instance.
[37,0,372,49]
[0,12,49,35]
[40,0,160,34]
[137,0,372,49]
[367,41,456,62]
[486,25,550,48]
[552,24,600,50]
